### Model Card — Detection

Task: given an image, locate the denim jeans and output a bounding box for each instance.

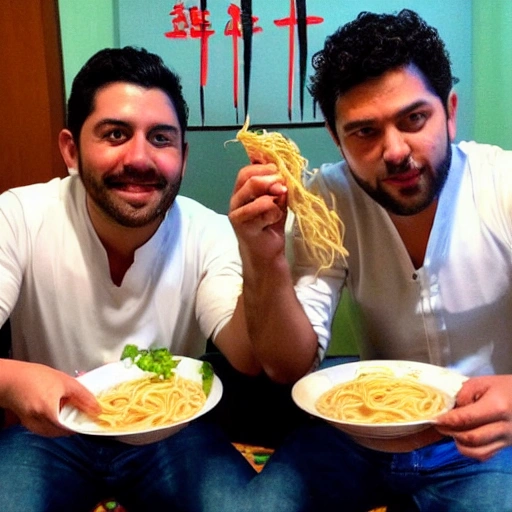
[247,419,512,512]
[0,420,255,512]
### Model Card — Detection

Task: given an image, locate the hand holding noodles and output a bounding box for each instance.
[235,117,348,271]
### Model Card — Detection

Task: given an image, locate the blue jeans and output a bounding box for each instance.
[0,420,255,512]
[247,419,512,512]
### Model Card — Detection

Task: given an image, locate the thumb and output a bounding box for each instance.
[455,377,488,407]
[62,381,101,417]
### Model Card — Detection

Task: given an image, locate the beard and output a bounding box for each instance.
[349,139,452,216]
[78,158,182,228]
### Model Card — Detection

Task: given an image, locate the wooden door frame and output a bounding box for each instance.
[0,0,67,192]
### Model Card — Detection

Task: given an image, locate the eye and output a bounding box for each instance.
[105,128,127,143]
[353,126,378,139]
[149,128,180,148]
[399,111,428,132]
[150,132,172,146]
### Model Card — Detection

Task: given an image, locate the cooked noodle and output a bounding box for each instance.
[315,371,448,424]
[235,117,348,270]
[94,376,206,431]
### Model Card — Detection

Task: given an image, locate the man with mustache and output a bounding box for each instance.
[229,9,512,511]
[0,47,266,511]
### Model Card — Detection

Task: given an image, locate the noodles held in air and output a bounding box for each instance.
[94,375,206,431]
[315,370,449,424]
[235,117,348,270]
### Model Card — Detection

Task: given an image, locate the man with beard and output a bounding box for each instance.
[0,47,265,511]
[229,9,512,512]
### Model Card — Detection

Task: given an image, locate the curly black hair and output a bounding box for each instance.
[309,9,458,139]
[67,46,189,146]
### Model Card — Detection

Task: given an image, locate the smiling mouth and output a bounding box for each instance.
[105,169,167,191]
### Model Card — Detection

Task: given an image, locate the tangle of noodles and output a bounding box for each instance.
[235,117,348,270]
[315,371,448,424]
[94,376,206,431]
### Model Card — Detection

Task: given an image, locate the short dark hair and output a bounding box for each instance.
[67,46,189,144]
[309,9,458,138]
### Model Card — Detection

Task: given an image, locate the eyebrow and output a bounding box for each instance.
[95,119,180,135]
[341,100,431,133]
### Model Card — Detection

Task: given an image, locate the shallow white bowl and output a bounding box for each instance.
[59,357,222,445]
[292,360,467,439]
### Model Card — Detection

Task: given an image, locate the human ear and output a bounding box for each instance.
[446,91,458,142]
[58,129,79,171]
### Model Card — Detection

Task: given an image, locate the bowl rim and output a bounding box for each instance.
[58,357,223,444]
[291,359,468,436]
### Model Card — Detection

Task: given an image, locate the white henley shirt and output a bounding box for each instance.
[293,141,512,376]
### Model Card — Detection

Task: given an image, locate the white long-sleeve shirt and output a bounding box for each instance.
[293,142,512,376]
[0,175,242,375]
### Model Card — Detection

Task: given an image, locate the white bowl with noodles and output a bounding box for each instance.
[292,360,467,441]
[59,357,223,445]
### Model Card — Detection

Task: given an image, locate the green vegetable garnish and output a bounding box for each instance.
[120,344,139,361]
[201,361,214,396]
[121,344,178,380]
[253,453,272,465]
[120,345,215,395]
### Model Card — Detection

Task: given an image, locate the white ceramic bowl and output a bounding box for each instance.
[292,360,467,439]
[59,357,222,445]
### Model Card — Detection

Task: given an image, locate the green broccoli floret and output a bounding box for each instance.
[120,344,140,361]
[120,345,178,379]
[120,345,215,390]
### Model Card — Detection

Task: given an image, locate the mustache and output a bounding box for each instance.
[386,156,421,175]
[103,166,168,188]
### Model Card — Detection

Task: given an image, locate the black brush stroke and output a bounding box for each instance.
[296,0,308,121]
[241,0,253,123]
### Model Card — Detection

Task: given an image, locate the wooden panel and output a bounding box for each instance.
[0,0,66,193]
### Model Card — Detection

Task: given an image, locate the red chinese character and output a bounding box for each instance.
[163,4,216,89]
[188,6,215,39]
[164,3,189,39]
[187,7,215,88]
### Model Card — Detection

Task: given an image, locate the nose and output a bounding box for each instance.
[122,133,152,170]
[382,128,410,165]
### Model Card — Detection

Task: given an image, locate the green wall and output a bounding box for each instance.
[58,1,117,98]
[472,0,512,149]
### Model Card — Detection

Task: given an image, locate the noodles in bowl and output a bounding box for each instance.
[59,356,222,445]
[94,374,207,432]
[292,360,467,439]
[315,369,449,424]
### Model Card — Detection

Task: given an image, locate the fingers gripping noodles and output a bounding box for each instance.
[235,117,348,270]
[95,376,206,431]
[315,370,448,423]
